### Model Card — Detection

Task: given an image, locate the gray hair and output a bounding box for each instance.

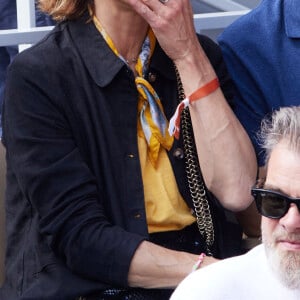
[259,106,300,164]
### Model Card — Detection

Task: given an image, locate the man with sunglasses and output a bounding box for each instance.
[171,106,300,300]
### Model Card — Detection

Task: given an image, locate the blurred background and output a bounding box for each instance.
[191,0,261,40]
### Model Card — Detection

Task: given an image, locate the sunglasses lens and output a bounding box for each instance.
[257,192,287,218]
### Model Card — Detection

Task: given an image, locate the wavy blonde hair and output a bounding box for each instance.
[38,0,94,21]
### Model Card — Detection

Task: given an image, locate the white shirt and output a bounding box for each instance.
[171,244,300,300]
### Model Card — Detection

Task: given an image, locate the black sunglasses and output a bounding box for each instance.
[251,187,300,219]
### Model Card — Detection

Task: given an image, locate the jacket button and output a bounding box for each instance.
[148,72,157,83]
[173,148,184,159]
[134,213,141,219]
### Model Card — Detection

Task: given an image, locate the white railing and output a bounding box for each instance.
[194,10,249,30]
[201,0,249,11]
[0,0,250,49]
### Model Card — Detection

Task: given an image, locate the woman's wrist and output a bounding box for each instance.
[191,253,206,272]
[174,49,217,96]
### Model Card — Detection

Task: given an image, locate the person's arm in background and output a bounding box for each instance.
[235,166,265,238]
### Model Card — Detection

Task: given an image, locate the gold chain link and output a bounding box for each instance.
[174,66,215,255]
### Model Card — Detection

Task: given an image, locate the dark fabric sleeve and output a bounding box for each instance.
[2,54,145,287]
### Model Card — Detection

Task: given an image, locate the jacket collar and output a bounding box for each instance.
[68,11,175,87]
[284,0,300,38]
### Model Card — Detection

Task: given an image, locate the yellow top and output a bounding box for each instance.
[138,135,195,233]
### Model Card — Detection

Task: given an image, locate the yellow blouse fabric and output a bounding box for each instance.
[138,135,195,233]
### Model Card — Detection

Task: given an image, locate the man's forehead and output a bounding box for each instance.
[265,141,300,198]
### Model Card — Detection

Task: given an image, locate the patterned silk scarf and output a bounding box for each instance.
[93,16,174,166]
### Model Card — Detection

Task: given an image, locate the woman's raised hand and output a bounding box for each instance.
[125,0,201,64]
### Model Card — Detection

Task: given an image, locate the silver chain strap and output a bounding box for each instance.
[174,66,215,255]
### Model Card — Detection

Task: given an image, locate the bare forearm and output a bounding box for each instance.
[236,166,266,236]
[128,241,218,288]
[236,201,261,237]
[175,48,257,211]
[189,91,256,210]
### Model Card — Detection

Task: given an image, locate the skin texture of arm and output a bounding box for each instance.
[236,166,266,237]
[125,0,257,211]
[128,240,218,288]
